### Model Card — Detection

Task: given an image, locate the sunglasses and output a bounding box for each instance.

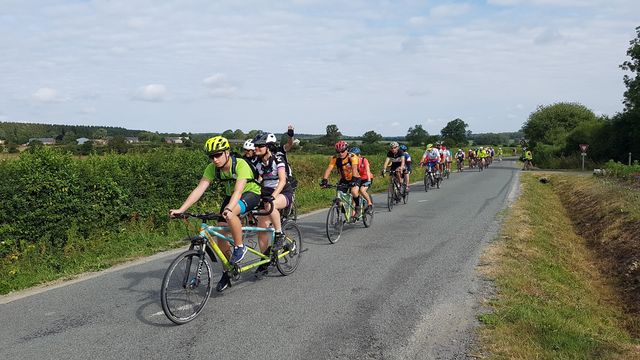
[209,152,225,159]
[255,144,267,148]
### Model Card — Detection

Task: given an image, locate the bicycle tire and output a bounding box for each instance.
[326,202,344,243]
[362,204,374,228]
[423,173,428,192]
[161,250,212,325]
[436,176,440,189]
[402,184,408,204]
[387,181,394,211]
[276,220,302,275]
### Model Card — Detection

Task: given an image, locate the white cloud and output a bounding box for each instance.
[133,84,167,102]
[430,4,472,18]
[203,74,238,98]
[32,87,65,102]
[409,16,428,27]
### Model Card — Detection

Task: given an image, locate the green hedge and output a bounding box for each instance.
[0,147,222,258]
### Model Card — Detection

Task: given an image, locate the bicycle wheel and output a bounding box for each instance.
[387,181,394,211]
[436,175,441,189]
[161,250,212,325]
[423,173,429,192]
[402,184,408,204]
[446,169,450,179]
[276,220,302,276]
[326,202,344,243]
[362,203,374,228]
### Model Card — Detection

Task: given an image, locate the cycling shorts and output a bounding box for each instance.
[360,179,372,187]
[219,192,261,222]
[261,186,293,208]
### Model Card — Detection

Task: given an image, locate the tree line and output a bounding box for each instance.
[521,26,640,167]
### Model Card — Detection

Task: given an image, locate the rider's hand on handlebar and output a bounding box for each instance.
[169,209,181,218]
[320,178,328,187]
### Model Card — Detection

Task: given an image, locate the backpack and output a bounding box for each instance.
[335,153,357,175]
[214,152,259,183]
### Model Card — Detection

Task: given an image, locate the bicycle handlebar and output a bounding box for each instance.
[172,198,274,220]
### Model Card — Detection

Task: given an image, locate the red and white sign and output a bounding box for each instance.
[579,144,589,152]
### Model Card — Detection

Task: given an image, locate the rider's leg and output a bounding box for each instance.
[256,215,271,253]
[359,185,373,207]
[351,185,360,215]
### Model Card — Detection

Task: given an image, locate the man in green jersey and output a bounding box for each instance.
[170,136,261,292]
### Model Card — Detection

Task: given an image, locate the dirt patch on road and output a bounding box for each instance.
[551,174,640,334]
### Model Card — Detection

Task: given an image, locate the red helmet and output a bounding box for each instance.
[335,140,348,153]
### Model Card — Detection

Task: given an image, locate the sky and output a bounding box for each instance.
[0,0,638,136]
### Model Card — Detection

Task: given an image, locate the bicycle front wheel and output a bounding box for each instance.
[387,181,395,211]
[423,173,429,192]
[161,250,212,325]
[326,202,344,244]
[402,184,408,204]
[276,220,302,275]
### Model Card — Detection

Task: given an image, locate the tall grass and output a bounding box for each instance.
[478,174,639,359]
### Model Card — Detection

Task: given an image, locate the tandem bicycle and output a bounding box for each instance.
[160,200,302,325]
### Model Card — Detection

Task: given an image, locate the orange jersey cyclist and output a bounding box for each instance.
[320,140,362,214]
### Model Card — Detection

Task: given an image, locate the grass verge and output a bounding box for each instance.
[477,173,639,359]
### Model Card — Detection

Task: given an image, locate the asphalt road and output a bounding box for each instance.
[0,159,520,360]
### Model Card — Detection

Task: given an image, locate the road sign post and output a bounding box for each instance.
[579,144,589,171]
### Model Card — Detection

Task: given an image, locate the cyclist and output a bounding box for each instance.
[478,146,488,168]
[252,132,294,274]
[468,148,476,168]
[351,147,374,211]
[498,147,503,161]
[382,142,406,192]
[440,144,452,175]
[400,144,412,193]
[455,148,465,171]
[420,143,440,183]
[243,139,257,165]
[320,141,362,215]
[169,136,261,292]
[270,125,295,177]
[523,148,533,170]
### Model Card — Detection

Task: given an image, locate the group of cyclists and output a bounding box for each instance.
[169,127,525,292]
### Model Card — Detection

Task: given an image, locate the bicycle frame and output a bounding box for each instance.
[334,187,358,222]
[193,221,290,274]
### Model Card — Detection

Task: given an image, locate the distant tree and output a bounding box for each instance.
[620,26,640,111]
[78,141,94,155]
[321,124,342,145]
[362,130,383,144]
[405,124,429,146]
[247,130,260,139]
[233,129,245,139]
[222,129,234,139]
[440,118,468,144]
[108,135,129,154]
[522,102,597,147]
[93,128,108,139]
[62,130,76,144]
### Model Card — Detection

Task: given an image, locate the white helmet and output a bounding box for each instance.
[243,139,255,151]
[479,146,484,150]
[265,133,278,144]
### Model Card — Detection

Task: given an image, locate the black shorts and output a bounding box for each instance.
[261,186,293,208]
[218,192,261,222]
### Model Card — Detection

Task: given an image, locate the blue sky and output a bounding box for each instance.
[0,0,637,136]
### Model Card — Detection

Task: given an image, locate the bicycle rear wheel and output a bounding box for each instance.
[326,202,344,243]
[387,181,394,211]
[276,220,302,275]
[402,184,408,204]
[161,250,212,325]
[362,203,374,228]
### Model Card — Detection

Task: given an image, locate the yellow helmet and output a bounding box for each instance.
[204,136,230,155]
